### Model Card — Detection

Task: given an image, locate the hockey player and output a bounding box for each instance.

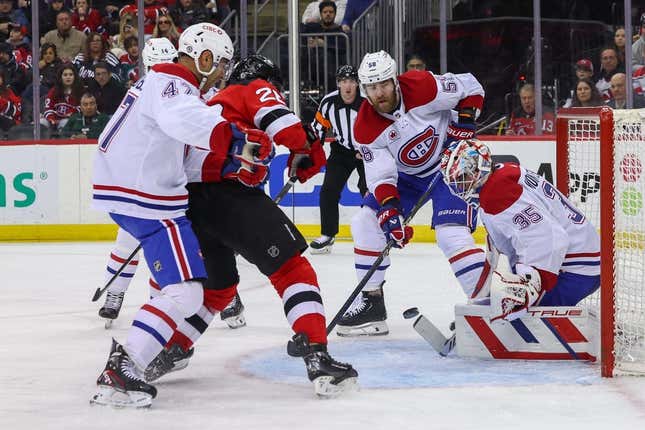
[337,50,486,336]
[97,37,246,330]
[90,24,273,408]
[145,55,358,397]
[441,139,600,321]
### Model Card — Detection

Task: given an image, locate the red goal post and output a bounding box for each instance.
[556,107,645,377]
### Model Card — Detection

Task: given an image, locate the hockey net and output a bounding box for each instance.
[556,107,645,377]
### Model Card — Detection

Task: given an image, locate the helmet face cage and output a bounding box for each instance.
[441,139,492,207]
[229,55,283,89]
[357,50,398,100]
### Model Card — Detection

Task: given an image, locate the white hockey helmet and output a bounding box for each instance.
[440,139,493,207]
[357,50,398,98]
[178,23,234,77]
[142,37,178,70]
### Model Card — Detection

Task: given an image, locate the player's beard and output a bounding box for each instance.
[372,93,398,114]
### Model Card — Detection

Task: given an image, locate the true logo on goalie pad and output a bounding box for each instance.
[454,304,598,361]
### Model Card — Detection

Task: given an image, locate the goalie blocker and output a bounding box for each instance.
[454,304,598,361]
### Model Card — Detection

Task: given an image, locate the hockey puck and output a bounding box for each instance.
[403,307,419,319]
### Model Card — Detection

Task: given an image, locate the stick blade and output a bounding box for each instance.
[91,288,101,302]
[412,315,452,356]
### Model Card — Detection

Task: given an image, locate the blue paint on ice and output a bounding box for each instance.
[239,339,601,389]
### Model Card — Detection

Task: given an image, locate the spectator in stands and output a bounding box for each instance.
[606,73,645,109]
[0,41,29,95]
[119,0,169,35]
[505,83,555,135]
[73,31,121,83]
[574,58,594,81]
[41,63,83,131]
[0,0,29,43]
[302,1,342,48]
[632,13,645,68]
[72,0,105,35]
[302,0,346,25]
[171,0,213,29]
[119,35,140,87]
[341,0,372,33]
[61,92,110,139]
[40,1,68,37]
[39,43,62,89]
[152,12,180,48]
[596,48,623,101]
[110,12,137,58]
[0,66,21,133]
[614,26,626,67]
[8,24,30,68]
[406,54,426,71]
[570,78,604,107]
[43,10,87,62]
[87,61,125,115]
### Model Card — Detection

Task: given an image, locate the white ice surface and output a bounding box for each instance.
[1,242,644,430]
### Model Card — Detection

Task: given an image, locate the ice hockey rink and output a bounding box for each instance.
[2,241,644,430]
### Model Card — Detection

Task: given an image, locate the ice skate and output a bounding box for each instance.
[336,286,389,337]
[288,333,358,398]
[220,292,246,328]
[144,344,194,382]
[309,235,335,254]
[90,339,157,408]
[99,291,125,329]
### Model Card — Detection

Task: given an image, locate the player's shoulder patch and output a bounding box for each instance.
[479,163,523,215]
[151,63,199,88]
[354,100,393,144]
[399,71,438,110]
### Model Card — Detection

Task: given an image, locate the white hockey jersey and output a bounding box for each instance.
[92,63,230,219]
[479,163,600,290]
[353,70,484,202]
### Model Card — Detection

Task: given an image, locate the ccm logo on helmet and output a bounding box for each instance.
[397,125,440,167]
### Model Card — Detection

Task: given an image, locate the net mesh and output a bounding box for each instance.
[565,109,645,375]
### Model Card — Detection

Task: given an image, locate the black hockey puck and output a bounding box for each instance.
[403,307,419,319]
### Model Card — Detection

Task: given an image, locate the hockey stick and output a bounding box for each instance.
[92,175,298,303]
[404,308,456,356]
[91,245,141,302]
[274,175,298,204]
[325,174,442,335]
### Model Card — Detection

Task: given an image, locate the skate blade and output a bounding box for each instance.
[336,321,389,337]
[313,376,359,398]
[223,314,247,329]
[309,246,332,255]
[90,385,152,409]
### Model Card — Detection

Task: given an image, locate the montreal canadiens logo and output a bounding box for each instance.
[397,125,440,167]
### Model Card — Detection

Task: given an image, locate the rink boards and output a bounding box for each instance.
[0,136,557,241]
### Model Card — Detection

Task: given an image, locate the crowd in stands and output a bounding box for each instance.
[1,0,232,139]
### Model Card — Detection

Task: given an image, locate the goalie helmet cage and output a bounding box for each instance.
[556,107,645,377]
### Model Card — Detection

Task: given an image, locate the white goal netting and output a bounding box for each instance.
[564,108,645,376]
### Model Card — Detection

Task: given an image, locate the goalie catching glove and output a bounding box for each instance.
[490,264,544,322]
[222,123,274,187]
[287,122,326,183]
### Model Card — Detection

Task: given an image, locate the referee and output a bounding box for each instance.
[309,65,367,254]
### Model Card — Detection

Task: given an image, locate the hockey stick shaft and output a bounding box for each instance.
[91,244,141,302]
[274,175,298,204]
[325,174,441,334]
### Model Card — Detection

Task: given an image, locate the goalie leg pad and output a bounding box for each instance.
[490,268,543,323]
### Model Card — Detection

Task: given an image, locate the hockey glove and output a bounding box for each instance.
[287,139,326,183]
[222,123,274,187]
[445,107,477,146]
[490,264,543,323]
[376,199,413,248]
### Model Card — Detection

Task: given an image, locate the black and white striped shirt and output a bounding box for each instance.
[311,89,364,151]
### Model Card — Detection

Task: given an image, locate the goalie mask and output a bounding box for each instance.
[441,139,492,207]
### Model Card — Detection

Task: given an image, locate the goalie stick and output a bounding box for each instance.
[403,308,456,356]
